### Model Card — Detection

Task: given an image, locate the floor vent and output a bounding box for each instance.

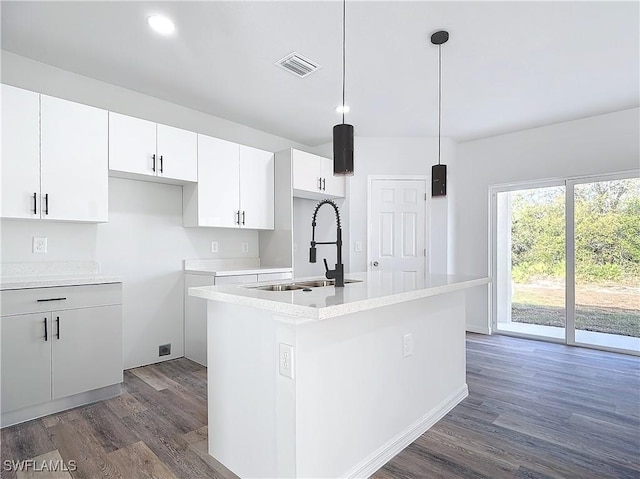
[275,52,322,78]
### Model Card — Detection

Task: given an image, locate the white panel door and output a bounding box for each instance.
[157,124,197,182]
[1,313,52,412]
[292,150,321,193]
[320,157,346,197]
[369,179,426,279]
[108,112,157,177]
[1,85,41,219]
[52,305,123,399]
[197,135,240,227]
[239,145,274,230]
[40,95,108,222]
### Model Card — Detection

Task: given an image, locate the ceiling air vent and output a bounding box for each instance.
[275,52,322,78]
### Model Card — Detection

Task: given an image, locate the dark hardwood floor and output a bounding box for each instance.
[2,334,638,478]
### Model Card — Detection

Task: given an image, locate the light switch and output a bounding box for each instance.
[354,241,363,253]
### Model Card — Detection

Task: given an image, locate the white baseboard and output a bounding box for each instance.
[1,384,121,428]
[345,384,469,479]
[466,325,491,335]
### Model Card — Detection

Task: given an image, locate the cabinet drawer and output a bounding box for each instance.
[258,272,293,282]
[1,283,122,316]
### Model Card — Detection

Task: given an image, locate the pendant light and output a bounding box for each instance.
[431,30,449,197]
[333,0,354,176]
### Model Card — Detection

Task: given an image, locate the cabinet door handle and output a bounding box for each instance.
[241,211,245,225]
[44,193,49,215]
[318,177,322,191]
[152,154,156,172]
[159,155,163,173]
[235,211,240,225]
[322,178,326,191]
[56,316,60,339]
[33,192,37,215]
[43,318,48,342]
[37,297,67,302]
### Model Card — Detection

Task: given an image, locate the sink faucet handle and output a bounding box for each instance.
[323,258,329,273]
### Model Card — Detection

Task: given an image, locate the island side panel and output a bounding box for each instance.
[207,300,297,478]
[294,290,468,478]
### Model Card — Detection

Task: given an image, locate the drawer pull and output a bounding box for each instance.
[56,316,60,339]
[44,318,48,341]
[37,297,67,302]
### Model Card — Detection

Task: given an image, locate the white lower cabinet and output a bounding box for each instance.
[1,312,52,412]
[0,283,123,427]
[185,271,292,366]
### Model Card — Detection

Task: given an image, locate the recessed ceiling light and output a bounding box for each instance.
[147,15,175,35]
[336,105,350,114]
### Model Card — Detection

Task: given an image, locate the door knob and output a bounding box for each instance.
[372,261,379,267]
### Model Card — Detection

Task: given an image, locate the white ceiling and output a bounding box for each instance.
[2,1,638,146]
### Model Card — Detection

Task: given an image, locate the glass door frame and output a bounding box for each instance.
[490,169,640,355]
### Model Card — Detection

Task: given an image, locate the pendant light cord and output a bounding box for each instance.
[438,44,442,165]
[342,0,346,125]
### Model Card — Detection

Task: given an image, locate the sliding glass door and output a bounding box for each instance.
[568,177,640,351]
[492,172,639,355]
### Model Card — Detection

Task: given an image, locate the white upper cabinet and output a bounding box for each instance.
[183,135,274,230]
[239,145,275,230]
[108,112,197,183]
[1,85,41,219]
[1,86,108,222]
[108,112,156,176]
[41,95,108,222]
[291,149,345,199]
[156,124,198,182]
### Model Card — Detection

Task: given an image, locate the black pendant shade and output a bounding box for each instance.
[333,123,354,176]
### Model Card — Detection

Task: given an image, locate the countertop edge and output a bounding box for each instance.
[184,267,293,277]
[0,277,123,291]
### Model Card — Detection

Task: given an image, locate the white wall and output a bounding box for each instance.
[455,108,640,334]
[312,137,456,275]
[1,52,303,368]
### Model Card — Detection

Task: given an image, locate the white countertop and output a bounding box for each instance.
[0,275,122,290]
[189,272,490,320]
[185,266,293,277]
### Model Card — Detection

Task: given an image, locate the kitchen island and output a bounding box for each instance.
[189,272,489,479]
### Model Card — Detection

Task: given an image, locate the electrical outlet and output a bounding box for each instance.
[159,344,171,356]
[403,333,413,358]
[32,237,48,254]
[279,343,294,379]
[354,241,363,253]
[211,241,219,253]
[241,242,249,253]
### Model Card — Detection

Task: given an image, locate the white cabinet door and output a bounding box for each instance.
[40,95,108,222]
[1,313,52,412]
[52,305,123,399]
[197,135,240,227]
[108,112,157,177]
[292,150,321,193]
[157,124,197,182]
[1,85,41,219]
[240,146,274,230]
[320,157,346,197]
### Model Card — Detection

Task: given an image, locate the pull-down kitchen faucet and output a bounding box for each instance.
[309,199,344,287]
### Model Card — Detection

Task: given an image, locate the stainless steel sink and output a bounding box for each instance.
[253,283,305,291]
[248,278,362,292]
[297,279,362,288]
